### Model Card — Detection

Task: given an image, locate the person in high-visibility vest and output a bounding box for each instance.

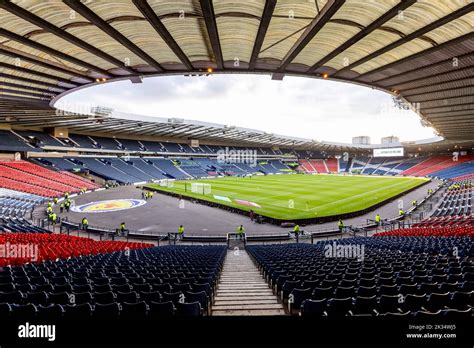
[293,224,300,235]
[65,192,69,199]
[412,200,417,206]
[81,217,89,231]
[375,214,381,226]
[46,206,53,214]
[59,203,64,214]
[399,209,405,217]
[53,197,58,205]
[47,201,52,208]
[50,212,57,223]
[118,222,126,236]
[149,192,153,199]
[337,219,344,233]
[178,225,184,240]
[236,225,245,239]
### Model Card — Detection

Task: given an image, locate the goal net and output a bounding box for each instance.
[191,182,211,195]
[159,179,175,188]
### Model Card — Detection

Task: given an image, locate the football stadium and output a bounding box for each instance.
[0,0,473,345]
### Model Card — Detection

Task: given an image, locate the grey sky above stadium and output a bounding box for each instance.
[59,74,436,143]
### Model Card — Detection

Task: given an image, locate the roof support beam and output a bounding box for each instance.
[0,81,59,95]
[64,0,163,72]
[0,28,112,77]
[278,0,345,71]
[333,3,474,76]
[199,0,224,70]
[249,0,277,70]
[0,61,78,87]
[421,101,474,112]
[373,52,474,86]
[0,0,136,74]
[412,93,473,104]
[0,72,66,90]
[0,87,53,99]
[356,32,474,81]
[308,0,416,73]
[0,47,93,82]
[403,84,474,99]
[396,76,473,96]
[132,0,193,70]
[427,108,474,116]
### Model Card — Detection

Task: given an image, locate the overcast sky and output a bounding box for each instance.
[58,74,436,144]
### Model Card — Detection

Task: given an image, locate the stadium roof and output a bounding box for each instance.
[0,0,473,141]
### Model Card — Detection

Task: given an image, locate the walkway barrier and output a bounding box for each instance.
[227,232,246,249]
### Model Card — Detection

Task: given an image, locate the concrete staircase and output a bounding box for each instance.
[212,249,286,316]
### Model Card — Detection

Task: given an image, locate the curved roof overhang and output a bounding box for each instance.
[0,0,473,141]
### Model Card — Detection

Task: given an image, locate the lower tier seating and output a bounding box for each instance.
[373,226,474,237]
[248,238,473,317]
[0,233,152,266]
[0,245,226,319]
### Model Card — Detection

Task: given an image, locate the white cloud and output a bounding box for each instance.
[58,74,436,143]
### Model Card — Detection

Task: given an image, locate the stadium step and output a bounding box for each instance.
[212,249,286,316]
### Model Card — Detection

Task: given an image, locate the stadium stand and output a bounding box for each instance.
[0,131,35,152]
[402,156,460,177]
[0,244,225,318]
[0,188,44,218]
[0,233,151,266]
[248,238,473,317]
[326,159,338,173]
[16,131,65,148]
[411,180,472,227]
[1,161,98,191]
[430,161,474,179]
[0,217,50,234]
[373,226,473,237]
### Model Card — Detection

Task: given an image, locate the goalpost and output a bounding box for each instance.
[189,182,211,195]
[159,179,175,188]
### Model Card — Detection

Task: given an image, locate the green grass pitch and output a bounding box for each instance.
[146,174,429,221]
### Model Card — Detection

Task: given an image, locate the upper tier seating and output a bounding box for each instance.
[67,134,97,148]
[76,158,143,184]
[248,238,473,317]
[17,131,65,147]
[128,159,167,179]
[148,159,191,180]
[0,245,225,319]
[0,131,34,152]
